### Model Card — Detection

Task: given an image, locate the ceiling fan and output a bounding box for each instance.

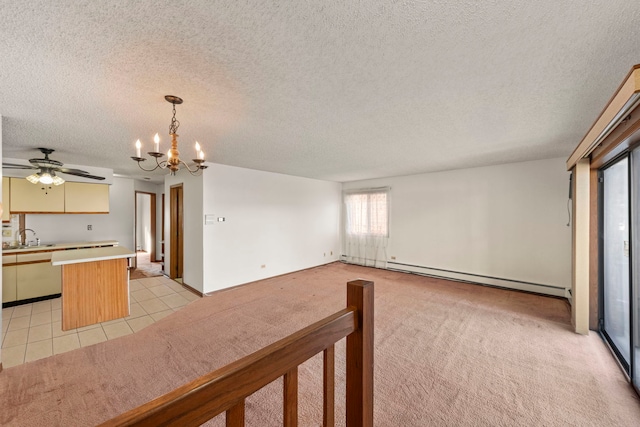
[2,147,106,186]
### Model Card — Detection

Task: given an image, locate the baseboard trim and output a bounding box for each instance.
[180,281,203,297]
[341,256,568,297]
[2,293,62,309]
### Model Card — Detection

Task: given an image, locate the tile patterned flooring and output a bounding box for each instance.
[1,275,200,369]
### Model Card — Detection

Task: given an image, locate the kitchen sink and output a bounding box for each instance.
[3,244,55,250]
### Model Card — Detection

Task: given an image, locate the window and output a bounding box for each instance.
[344,189,389,237]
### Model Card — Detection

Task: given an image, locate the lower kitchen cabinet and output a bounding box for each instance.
[2,255,17,303]
[16,252,61,301]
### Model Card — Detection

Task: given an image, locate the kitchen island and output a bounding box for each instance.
[52,246,135,330]
[2,240,119,307]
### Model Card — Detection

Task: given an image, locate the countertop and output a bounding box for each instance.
[2,240,119,255]
[51,246,135,266]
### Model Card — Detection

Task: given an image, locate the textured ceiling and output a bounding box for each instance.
[1,1,640,183]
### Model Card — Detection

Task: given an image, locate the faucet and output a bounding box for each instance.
[16,228,39,246]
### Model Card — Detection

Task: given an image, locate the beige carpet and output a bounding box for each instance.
[1,262,639,426]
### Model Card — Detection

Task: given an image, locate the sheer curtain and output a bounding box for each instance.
[343,188,389,268]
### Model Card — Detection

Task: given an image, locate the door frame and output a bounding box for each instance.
[169,184,184,280]
[134,191,157,269]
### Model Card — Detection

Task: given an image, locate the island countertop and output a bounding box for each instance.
[51,246,135,266]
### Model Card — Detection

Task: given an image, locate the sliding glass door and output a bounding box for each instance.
[602,157,630,371]
[633,148,640,391]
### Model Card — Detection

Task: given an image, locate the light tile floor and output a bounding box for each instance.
[1,275,200,369]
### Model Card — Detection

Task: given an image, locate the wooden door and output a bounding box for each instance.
[170,184,184,279]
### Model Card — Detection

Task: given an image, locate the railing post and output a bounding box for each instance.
[345,279,374,427]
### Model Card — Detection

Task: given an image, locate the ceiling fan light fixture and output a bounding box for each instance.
[52,175,65,186]
[39,172,54,185]
[26,173,40,184]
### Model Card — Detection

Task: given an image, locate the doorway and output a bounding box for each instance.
[134,191,159,276]
[169,184,184,281]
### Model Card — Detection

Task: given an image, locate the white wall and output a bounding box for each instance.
[202,163,341,294]
[26,177,135,250]
[164,170,204,292]
[342,157,571,296]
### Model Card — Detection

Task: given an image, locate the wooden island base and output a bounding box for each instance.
[52,246,134,331]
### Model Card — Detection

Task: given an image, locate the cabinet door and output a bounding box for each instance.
[10,178,65,213]
[2,255,17,303]
[65,182,109,213]
[16,252,61,300]
[2,177,10,221]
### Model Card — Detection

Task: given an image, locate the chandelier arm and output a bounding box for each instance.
[154,156,168,170]
[132,158,162,172]
[178,159,205,175]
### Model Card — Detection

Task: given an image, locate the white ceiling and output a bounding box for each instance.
[1,1,640,183]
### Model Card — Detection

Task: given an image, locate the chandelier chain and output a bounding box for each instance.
[169,102,180,135]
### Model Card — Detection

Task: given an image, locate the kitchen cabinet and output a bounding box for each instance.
[64,182,109,213]
[2,177,10,221]
[10,177,65,213]
[15,252,61,300]
[2,254,17,303]
[8,179,109,214]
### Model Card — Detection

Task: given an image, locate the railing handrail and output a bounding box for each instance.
[100,309,357,426]
[101,279,374,427]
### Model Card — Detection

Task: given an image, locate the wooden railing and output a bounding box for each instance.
[100,279,374,427]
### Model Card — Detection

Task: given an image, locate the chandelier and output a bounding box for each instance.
[131,95,208,175]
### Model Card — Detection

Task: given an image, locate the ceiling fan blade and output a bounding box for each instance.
[59,170,106,181]
[58,167,90,174]
[2,162,38,170]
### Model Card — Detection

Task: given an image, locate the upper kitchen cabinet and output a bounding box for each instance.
[2,177,10,221]
[10,177,65,213]
[65,182,109,213]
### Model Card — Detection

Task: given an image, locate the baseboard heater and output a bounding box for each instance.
[341,256,568,298]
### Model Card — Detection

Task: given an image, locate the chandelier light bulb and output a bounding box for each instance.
[195,141,201,152]
[154,133,160,152]
[135,139,141,157]
[199,150,204,160]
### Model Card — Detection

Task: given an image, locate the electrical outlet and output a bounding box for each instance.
[87,225,92,231]
[2,229,11,237]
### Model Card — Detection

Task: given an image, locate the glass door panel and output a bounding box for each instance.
[602,157,630,369]
[632,147,640,390]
